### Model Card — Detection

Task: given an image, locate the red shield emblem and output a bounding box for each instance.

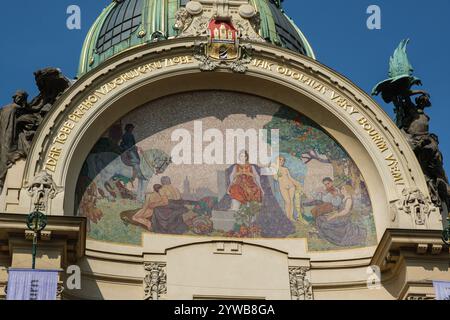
[206,19,240,61]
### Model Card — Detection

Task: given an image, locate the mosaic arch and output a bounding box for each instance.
[75,91,377,251]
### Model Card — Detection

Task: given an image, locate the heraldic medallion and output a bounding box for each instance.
[206,19,240,61]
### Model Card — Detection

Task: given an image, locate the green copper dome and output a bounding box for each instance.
[78,0,315,76]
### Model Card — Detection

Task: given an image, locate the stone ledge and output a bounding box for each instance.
[0,213,86,265]
[370,228,449,299]
[371,228,448,272]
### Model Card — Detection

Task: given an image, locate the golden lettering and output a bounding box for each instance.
[46,55,195,171]
[68,114,81,123]
[64,121,75,129]
[88,94,99,104]
[95,85,110,96]
[46,145,62,172]
[78,103,90,112]
[252,58,405,186]
[358,117,389,153]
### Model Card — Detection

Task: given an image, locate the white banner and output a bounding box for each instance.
[433,281,450,300]
[6,269,59,301]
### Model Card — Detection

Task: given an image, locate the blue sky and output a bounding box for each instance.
[1,0,449,172]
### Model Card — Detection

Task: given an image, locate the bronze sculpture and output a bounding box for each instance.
[373,39,450,224]
[0,68,70,191]
[0,90,30,189]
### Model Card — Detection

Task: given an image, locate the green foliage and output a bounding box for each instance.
[89,199,142,245]
[234,201,261,227]
[264,107,348,161]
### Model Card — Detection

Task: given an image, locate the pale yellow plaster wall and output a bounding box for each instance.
[165,242,291,300]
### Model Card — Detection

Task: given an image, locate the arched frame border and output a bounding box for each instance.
[22,39,433,260]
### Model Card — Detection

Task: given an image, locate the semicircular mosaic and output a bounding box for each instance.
[75,91,377,251]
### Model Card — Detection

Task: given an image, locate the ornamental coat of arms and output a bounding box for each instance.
[206,19,240,61]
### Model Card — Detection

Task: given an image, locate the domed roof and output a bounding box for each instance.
[78,0,315,76]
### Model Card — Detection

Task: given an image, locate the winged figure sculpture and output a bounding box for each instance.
[372,39,422,103]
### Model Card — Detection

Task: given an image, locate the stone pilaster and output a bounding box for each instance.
[289,266,313,300]
[143,262,167,300]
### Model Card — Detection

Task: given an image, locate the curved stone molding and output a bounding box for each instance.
[13,39,436,263]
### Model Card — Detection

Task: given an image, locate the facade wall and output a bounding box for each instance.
[0,40,445,300]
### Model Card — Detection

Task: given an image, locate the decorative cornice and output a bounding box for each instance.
[0,213,86,262]
[370,228,448,273]
[398,280,436,301]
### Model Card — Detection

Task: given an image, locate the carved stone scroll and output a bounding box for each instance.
[144,262,167,300]
[289,266,313,300]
